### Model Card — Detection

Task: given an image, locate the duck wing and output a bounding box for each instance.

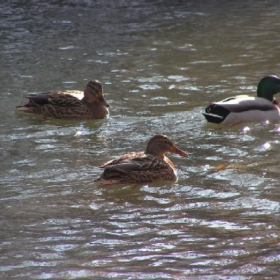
[215,96,276,112]
[100,152,170,173]
[25,91,82,107]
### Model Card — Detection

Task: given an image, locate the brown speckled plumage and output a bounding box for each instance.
[15,80,109,119]
[94,134,188,184]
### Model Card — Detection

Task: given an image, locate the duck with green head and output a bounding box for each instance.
[203,75,280,124]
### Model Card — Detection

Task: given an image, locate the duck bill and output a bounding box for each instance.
[171,145,188,157]
[100,96,109,107]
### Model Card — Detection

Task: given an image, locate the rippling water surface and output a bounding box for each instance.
[1,1,280,279]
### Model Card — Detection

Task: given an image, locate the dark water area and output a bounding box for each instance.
[1,1,280,279]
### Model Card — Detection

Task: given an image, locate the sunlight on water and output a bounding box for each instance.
[262,142,271,150]
[242,126,250,133]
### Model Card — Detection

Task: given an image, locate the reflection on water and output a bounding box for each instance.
[1,0,280,279]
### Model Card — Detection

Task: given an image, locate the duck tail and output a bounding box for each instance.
[203,104,230,124]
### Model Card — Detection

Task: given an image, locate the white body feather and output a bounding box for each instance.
[204,95,280,124]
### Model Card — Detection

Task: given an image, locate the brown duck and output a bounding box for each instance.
[94,134,188,184]
[15,80,109,119]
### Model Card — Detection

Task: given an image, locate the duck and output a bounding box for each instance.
[202,75,280,124]
[94,134,188,184]
[15,80,109,119]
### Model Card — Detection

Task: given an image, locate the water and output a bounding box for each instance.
[1,1,280,279]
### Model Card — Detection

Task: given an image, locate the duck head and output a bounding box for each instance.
[257,75,280,102]
[145,134,188,159]
[84,80,109,107]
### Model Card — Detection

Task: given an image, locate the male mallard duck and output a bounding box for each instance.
[203,75,280,124]
[94,134,188,184]
[15,80,109,119]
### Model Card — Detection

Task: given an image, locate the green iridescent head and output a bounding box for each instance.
[257,75,280,101]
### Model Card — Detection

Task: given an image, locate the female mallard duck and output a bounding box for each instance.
[94,134,188,184]
[15,80,109,119]
[203,75,280,124]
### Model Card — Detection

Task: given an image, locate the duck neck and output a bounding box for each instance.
[257,82,280,102]
[257,89,274,102]
[81,97,92,104]
[145,148,164,159]
[164,155,175,168]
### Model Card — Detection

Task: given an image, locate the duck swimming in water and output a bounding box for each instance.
[203,75,280,124]
[94,134,188,184]
[15,80,109,119]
